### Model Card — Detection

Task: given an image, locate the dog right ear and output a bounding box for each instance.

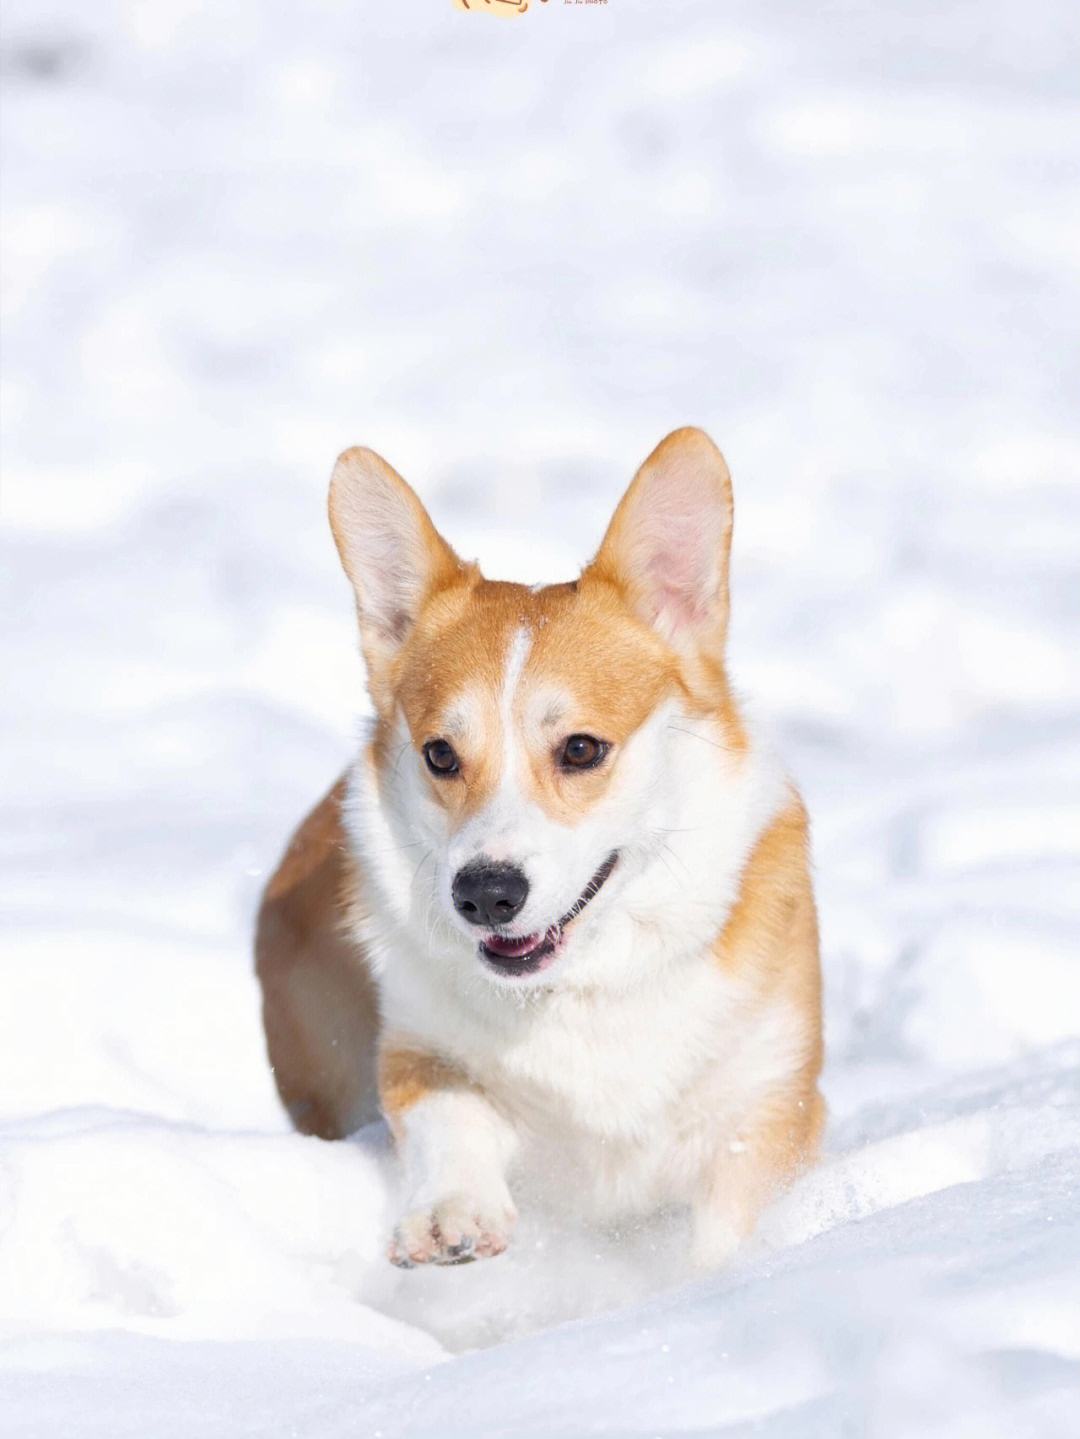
[328,447,465,698]
[585,427,733,658]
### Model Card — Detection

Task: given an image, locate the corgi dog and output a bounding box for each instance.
[256,427,824,1267]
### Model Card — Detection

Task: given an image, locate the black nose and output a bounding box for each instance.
[452,862,529,928]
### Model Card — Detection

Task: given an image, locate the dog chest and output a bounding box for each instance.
[486,962,743,1140]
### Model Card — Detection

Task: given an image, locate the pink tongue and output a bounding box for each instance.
[483,932,543,959]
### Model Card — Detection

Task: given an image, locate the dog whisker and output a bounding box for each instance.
[665,724,730,754]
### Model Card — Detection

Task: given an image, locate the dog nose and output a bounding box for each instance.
[452,862,529,928]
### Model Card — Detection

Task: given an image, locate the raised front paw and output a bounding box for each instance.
[389,1192,517,1268]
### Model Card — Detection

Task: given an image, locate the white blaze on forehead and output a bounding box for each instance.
[451,625,535,869]
[500,625,532,786]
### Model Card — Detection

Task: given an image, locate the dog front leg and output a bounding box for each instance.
[691,1085,825,1268]
[380,1044,518,1267]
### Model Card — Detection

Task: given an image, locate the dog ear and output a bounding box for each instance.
[586,427,733,654]
[329,447,465,693]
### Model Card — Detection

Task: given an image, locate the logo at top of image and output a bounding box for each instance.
[454,0,532,14]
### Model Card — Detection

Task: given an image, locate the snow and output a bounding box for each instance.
[2,0,1079,1434]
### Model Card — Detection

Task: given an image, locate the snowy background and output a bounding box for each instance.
[3,1,1079,1434]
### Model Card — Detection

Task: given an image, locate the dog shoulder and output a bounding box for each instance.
[255,775,381,1137]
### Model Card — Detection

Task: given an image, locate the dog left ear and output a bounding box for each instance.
[328,446,465,700]
[586,427,733,655]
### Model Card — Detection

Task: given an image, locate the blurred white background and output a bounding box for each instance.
[2,3,1079,1436]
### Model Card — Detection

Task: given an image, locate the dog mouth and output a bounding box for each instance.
[479,852,619,978]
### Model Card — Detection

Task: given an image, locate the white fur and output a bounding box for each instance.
[389,1087,519,1265]
[612,430,731,644]
[342,617,805,1228]
[330,449,435,644]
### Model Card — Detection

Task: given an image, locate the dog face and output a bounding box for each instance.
[331,429,741,986]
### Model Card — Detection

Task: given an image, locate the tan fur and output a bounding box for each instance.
[255,779,379,1139]
[372,572,744,826]
[393,577,678,820]
[701,800,825,1244]
[378,1044,470,1139]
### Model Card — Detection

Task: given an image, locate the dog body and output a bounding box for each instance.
[256,429,824,1266]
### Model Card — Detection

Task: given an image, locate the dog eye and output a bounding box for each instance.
[423,739,460,776]
[560,734,608,771]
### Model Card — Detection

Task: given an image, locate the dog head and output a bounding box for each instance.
[331,428,745,988]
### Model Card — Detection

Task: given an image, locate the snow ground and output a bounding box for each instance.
[2,1,1079,1435]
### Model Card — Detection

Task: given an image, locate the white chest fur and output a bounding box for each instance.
[377,928,801,1219]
